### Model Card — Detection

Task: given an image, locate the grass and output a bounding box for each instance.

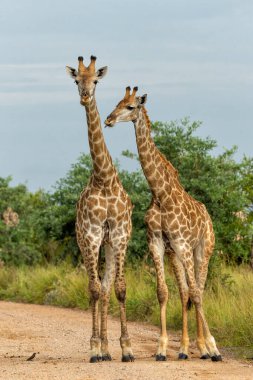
[0,262,252,358]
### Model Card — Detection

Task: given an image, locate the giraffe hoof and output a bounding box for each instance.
[90,355,102,363]
[122,354,135,362]
[178,353,188,360]
[156,354,166,361]
[200,354,210,360]
[211,354,222,362]
[102,354,112,361]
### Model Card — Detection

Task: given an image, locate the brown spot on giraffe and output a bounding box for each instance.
[105,87,221,362]
[66,57,134,363]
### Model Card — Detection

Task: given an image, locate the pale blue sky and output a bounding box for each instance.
[0,0,252,191]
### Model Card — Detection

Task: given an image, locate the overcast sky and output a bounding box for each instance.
[0,0,252,192]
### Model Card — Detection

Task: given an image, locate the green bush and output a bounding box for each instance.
[0,119,252,267]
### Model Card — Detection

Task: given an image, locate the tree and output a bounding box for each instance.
[0,177,48,265]
[38,154,93,264]
[1,119,252,267]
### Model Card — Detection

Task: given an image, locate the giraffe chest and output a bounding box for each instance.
[76,185,132,228]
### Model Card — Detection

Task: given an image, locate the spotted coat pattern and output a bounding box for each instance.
[66,57,134,363]
[105,87,222,362]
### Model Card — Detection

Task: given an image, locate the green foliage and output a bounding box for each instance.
[0,118,252,266]
[0,177,48,265]
[38,154,93,264]
[0,263,89,308]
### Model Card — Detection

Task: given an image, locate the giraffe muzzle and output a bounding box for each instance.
[104,117,114,127]
[80,95,90,105]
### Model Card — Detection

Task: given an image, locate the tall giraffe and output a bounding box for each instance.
[66,57,134,363]
[105,87,222,362]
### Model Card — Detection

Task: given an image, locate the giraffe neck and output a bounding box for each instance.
[84,96,117,186]
[134,107,176,196]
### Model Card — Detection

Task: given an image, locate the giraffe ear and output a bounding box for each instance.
[138,94,147,106]
[96,66,108,79]
[66,66,78,78]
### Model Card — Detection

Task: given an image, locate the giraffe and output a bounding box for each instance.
[105,86,222,362]
[66,56,134,363]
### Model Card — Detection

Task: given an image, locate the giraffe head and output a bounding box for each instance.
[66,56,108,106]
[105,86,147,127]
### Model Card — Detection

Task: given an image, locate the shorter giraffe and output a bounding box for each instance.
[66,56,134,362]
[105,87,222,362]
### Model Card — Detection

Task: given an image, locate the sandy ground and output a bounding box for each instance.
[0,301,252,380]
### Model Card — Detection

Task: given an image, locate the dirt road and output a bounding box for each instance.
[0,301,252,380]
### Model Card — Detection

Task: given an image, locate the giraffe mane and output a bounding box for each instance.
[142,107,178,178]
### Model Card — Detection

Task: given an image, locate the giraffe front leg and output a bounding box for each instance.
[156,286,168,361]
[86,264,102,362]
[114,242,134,362]
[89,293,102,363]
[149,233,168,361]
[100,245,116,361]
[80,235,102,363]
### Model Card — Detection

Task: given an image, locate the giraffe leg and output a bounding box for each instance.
[149,232,168,361]
[195,307,210,359]
[114,240,134,362]
[86,255,102,362]
[194,295,221,361]
[194,242,211,359]
[78,232,102,363]
[169,250,190,359]
[173,243,221,362]
[100,244,115,361]
[194,241,222,361]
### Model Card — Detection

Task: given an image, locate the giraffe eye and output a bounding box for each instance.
[75,80,79,85]
[127,106,134,110]
[94,80,98,85]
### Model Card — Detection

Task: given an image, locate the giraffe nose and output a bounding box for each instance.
[82,90,89,97]
[105,116,112,127]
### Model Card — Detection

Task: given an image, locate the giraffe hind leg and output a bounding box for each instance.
[113,239,134,362]
[194,239,222,361]
[193,242,210,359]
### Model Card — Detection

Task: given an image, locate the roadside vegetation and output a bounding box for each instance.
[0,118,253,358]
[0,263,252,358]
